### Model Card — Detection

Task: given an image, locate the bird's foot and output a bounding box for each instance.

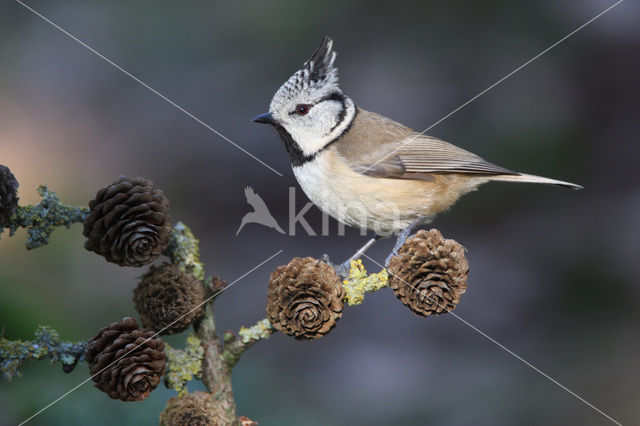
[384,249,398,268]
[321,254,350,278]
[384,219,423,267]
[334,260,351,278]
[320,253,333,266]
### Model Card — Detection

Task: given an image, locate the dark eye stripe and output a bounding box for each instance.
[327,93,347,132]
[318,91,346,104]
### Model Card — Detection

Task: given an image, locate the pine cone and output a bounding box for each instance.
[159,391,226,426]
[238,416,259,425]
[85,317,166,401]
[266,257,344,340]
[387,229,468,317]
[83,176,171,267]
[0,165,19,227]
[133,262,206,335]
[210,276,227,294]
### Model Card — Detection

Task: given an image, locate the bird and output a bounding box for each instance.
[236,186,285,235]
[253,36,581,274]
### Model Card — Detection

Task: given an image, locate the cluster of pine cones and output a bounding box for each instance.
[85,270,208,402]
[78,175,470,399]
[2,165,471,423]
[266,230,469,340]
[79,176,212,402]
[0,172,208,404]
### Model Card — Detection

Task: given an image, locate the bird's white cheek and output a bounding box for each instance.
[288,126,333,157]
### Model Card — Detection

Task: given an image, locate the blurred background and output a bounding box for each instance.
[1,0,638,424]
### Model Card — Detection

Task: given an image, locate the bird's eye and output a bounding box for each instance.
[295,104,311,115]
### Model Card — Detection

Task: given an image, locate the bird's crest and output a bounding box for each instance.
[304,36,338,87]
[269,36,340,113]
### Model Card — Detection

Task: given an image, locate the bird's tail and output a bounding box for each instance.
[489,173,583,190]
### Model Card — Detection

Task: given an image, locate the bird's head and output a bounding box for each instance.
[253,36,356,159]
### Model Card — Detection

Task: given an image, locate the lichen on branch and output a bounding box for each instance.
[238,318,274,344]
[166,221,205,281]
[164,334,204,396]
[221,319,275,369]
[0,326,86,380]
[342,259,389,306]
[1,185,89,249]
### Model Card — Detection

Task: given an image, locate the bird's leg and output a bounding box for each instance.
[336,235,383,277]
[323,235,383,278]
[384,216,426,267]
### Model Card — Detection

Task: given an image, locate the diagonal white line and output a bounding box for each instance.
[360,0,624,175]
[445,311,622,425]
[361,252,622,425]
[18,249,284,426]
[15,0,284,177]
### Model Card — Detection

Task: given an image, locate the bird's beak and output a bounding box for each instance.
[252,112,276,125]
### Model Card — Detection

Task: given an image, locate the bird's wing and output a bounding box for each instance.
[394,134,515,176]
[336,108,515,179]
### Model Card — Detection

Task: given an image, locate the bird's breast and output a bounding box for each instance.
[292,149,486,233]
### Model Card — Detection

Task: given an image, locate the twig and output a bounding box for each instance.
[1,185,89,249]
[195,305,237,424]
[221,319,275,369]
[0,326,86,380]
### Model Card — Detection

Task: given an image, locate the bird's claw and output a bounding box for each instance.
[321,254,350,278]
[384,249,398,268]
[333,261,351,279]
[321,253,334,266]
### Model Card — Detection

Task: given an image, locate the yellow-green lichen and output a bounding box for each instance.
[238,319,274,344]
[342,259,389,306]
[221,319,275,368]
[164,334,204,396]
[166,222,205,281]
